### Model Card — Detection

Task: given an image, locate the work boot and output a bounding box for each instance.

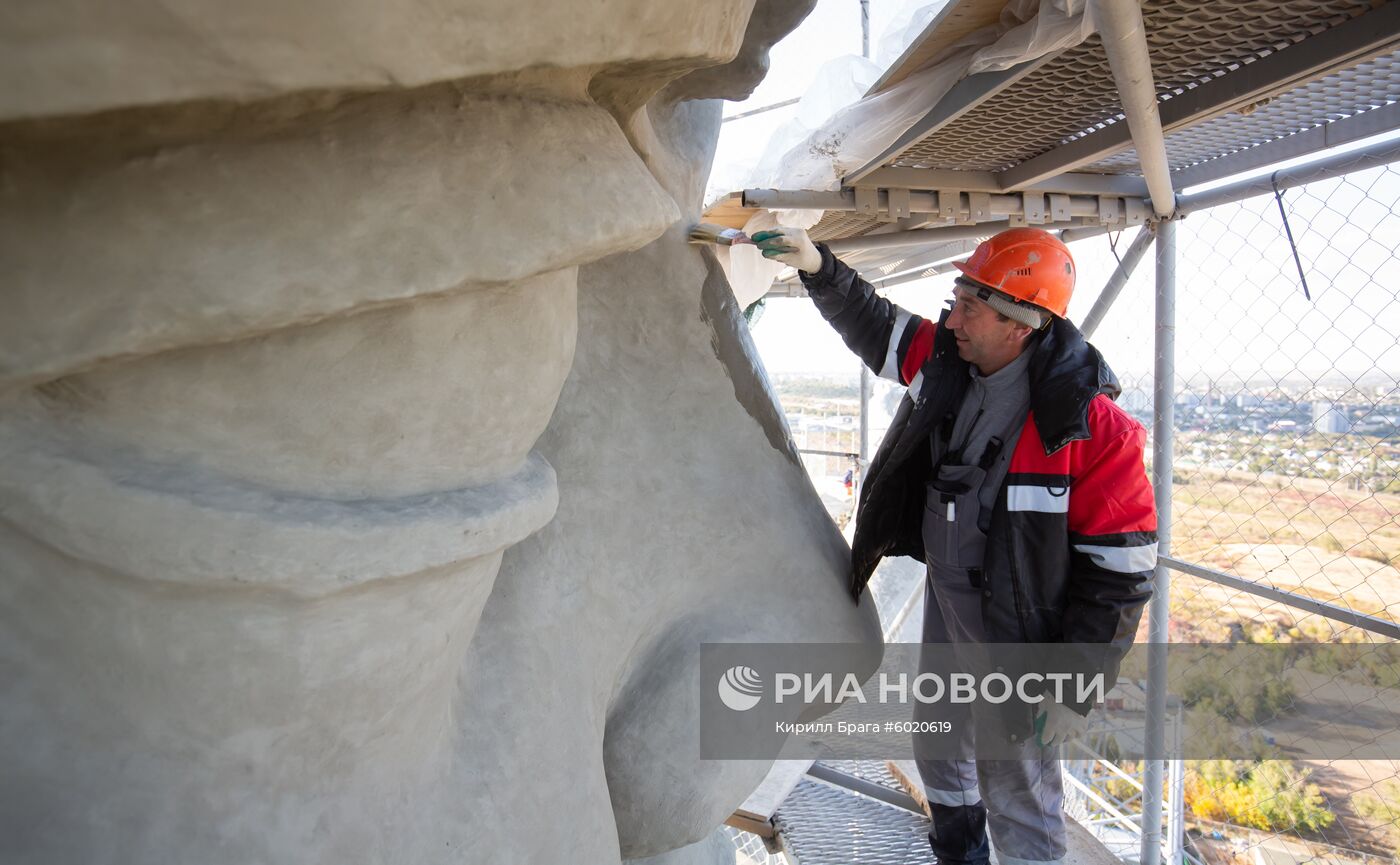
[928,801,991,865]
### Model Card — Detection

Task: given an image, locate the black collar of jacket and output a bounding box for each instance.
[934,309,1120,456]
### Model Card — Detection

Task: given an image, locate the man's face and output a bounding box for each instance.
[945,284,1029,372]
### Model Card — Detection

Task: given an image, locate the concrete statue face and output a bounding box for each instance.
[0,3,881,862]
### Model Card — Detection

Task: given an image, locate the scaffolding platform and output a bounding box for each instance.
[730,759,1130,865]
[774,772,934,865]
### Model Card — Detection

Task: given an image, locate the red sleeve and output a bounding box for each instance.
[899,321,937,386]
[1068,398,1157,538]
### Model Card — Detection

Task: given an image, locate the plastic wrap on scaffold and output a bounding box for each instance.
[876,1,953,72]
[751,0,1097,192]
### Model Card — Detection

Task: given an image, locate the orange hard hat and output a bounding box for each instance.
[951,227,1076,318]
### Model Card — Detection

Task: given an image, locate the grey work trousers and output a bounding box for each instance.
[914,560,1067,865]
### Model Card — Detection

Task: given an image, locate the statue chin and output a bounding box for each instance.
[0,2,878,862]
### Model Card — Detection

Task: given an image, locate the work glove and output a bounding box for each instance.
[751,227,822,274]
[1034,700,1090,748]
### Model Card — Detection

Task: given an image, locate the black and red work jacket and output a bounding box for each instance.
[801,245,1157,704]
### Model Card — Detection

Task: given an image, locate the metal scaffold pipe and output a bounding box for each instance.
[860,0,870,60]
[742,188,1122,221]
[1177,136,1400,215]
[859,0,872,479]
[742,188,856,210]
[825,220,1083,254]
[1081,224,1155,338]
[1059,224,1115,244]
[1092,0,1177,218]
[870,257,965,290]
[1142,217,1177,865]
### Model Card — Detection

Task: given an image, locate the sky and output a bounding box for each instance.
[708,0,1400,389]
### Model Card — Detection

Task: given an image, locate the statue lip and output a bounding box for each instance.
[0,422,559,594]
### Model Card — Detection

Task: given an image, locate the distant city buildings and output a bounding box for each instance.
[775,374,1400,493]
[1118,387,1152,414]
[1311,401,1349,434]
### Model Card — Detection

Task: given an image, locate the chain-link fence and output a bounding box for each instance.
[774,369,890,530]
[1078,160,1400,865]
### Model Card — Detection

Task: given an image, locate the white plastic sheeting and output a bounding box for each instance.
[875,1,953,72]
[705,1,937,206]
[744,55,884,191]
[719,4,946,306]
[717,52,879,304]
[751,0,1096,192]
[720,0,1099,305]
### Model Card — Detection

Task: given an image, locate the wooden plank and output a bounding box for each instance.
[700,193,758,230]
[724,812,776,839]
[866,0,1008,96]
[886,759,932,817]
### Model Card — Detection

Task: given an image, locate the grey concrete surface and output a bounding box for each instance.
[0,1,882,863]
[441,87,881,865]
[0,1,758,120]
[1,86,673,388]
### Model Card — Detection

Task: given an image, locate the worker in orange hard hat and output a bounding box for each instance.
[945,226,1076,373]
[952,226,1076,319]
[753,225,1156,865]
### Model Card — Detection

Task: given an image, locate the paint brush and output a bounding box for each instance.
[688,222,754,246]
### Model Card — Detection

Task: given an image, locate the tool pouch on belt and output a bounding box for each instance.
[922,423,1003,578]
[923,463,988,571]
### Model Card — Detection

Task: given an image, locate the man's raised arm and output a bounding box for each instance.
[753,227,935,387]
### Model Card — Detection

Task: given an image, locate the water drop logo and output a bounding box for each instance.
[718,665,763,712]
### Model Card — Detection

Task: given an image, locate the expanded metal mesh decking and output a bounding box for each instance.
[889,0,1374,174]
[772,775,935,865]
[1080,49,1400,175]
[809,209,886,243]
